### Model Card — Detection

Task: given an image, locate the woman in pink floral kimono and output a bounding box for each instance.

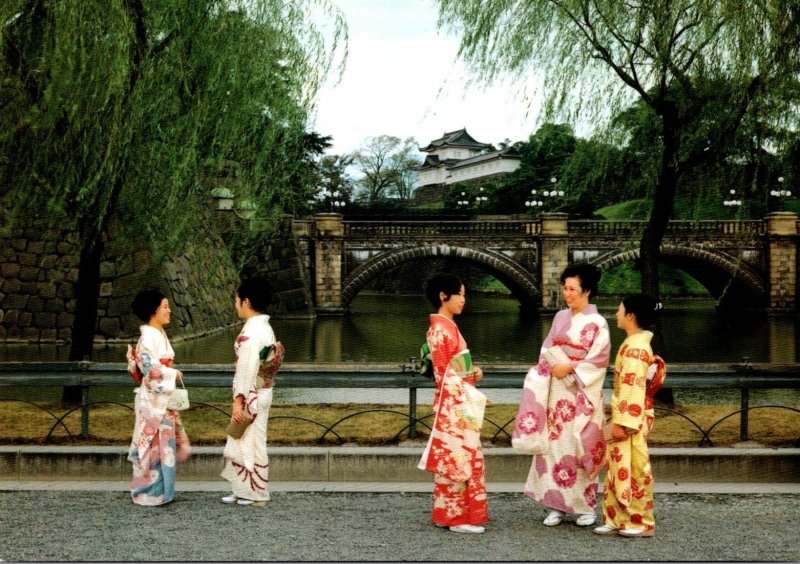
[418,274,489,534]
[512,263,610,528]
[127,289,192,506]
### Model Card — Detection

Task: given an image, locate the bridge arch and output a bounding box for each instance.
[594,244,768,307]
[341,244,541,312]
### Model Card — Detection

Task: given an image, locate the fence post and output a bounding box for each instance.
[79,360,91,439]
[402,357,421,439]
[409,386,417,439]
[740,387,749,442]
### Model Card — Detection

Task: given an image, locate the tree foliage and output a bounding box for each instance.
[437,0,800,296]
[0,0,345,365]
[351,135,421,202]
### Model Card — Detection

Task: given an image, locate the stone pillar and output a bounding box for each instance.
[539,213,569,310]
[765,211,798,314]
[313,213,345,315]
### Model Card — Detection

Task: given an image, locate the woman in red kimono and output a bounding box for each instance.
[417,274,489,534]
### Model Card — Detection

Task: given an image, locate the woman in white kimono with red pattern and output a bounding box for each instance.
[221,277,280,506]
[417,274,489,534]
[513,263,610,528]
[127,289,192,506]
[594,294,665,538]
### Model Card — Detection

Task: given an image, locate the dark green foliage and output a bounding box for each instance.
[0,0,345,362]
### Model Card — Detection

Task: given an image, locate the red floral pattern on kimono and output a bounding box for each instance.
[221,314,277,502]
[417,314,489,527]
[517,305,610,515]
[601,330,665,535]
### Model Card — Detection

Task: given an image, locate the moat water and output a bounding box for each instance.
[3,294,799,405]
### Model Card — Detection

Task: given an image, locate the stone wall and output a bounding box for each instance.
[240,216,315,319]
[1,216,241,344]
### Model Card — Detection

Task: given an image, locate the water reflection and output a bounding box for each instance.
[1,294,797,365]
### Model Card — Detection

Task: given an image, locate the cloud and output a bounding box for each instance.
[311,0,543,155]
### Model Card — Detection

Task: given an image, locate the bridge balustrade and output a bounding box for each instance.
[339,219,766,239]
[342,220,541,238]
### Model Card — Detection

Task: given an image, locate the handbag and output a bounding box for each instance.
[225,413,254,439]
[543,345,576,387]
[166,376,190,411]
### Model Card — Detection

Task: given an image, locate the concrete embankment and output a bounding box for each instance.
[1,445,798,483]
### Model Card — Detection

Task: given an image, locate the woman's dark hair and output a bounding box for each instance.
[425,274,463,308]
[622,294,663,329]
[237,277,273,313]
[560,262,601,298]
[132,289,166,323]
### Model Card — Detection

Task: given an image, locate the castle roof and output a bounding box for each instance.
[419,128,494,152]
[416,154,462,171]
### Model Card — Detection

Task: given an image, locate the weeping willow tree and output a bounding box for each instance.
[0,1,346,400]
[437,0,800,298]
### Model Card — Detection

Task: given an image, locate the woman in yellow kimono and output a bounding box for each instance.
[594,294,665,538]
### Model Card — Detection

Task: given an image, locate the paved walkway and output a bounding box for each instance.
[1,487,799,561]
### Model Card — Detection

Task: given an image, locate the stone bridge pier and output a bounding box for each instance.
[313,213,346,315]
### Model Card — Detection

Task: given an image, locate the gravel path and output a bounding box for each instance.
[1,491,798,561]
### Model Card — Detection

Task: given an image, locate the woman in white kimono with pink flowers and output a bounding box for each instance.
[512,263,610,528]
[127,289,192,506]
[221,277,282,506]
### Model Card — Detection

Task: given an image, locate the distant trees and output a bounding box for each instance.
[351,135,421,203]
[437,0,800,297]
[0,1,345,381]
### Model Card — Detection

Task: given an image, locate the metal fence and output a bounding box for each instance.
[1,360,799,447]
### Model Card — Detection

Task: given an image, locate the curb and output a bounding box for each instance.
[1,446,798,484]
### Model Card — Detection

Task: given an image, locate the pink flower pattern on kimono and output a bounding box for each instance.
[584,482,599,508]
[552,458,578,489]
[554,398,576,422]
[535,359,551,376]
[516,411,542,434]
[547,409,564,441]
[580,323,600,348]
[575,391,594,416]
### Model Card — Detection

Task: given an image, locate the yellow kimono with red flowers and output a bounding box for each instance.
[602,330,665,535]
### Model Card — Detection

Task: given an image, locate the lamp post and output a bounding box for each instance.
[526,178,563,215]
[723,189,742,213]
[315,181,347,213]
[456,191,471,209]
[770,176,790,211]
[474,186,488,207]
[329,190,346,212]
[525,189,544,212]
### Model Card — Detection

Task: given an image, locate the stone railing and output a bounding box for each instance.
[568,220,767,238]
[342,220,541,238]
[316,219,769,240]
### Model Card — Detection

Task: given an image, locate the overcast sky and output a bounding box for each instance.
[310,0,543,156]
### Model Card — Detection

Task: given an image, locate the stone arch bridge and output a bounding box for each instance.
[292,212,798,315]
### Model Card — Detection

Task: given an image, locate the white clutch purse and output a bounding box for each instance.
[167,376,189,411]
[543,346,575,386]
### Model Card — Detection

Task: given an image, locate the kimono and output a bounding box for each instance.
[515,305,610,515]
[602,330,666,535]
[417,314,489,527]
[221,314,277,502]
[127,325,192,506]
